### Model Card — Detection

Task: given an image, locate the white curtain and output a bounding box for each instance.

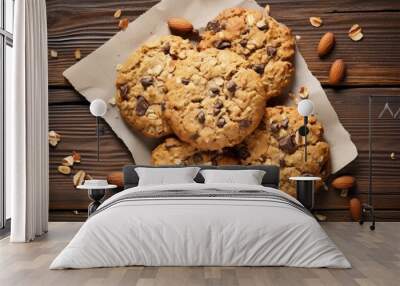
[6,0,49,242]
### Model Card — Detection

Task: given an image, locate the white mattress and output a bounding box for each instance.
[50,183,350,269]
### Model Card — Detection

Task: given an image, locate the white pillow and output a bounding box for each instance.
[135,167,200,186]
[200,169,266,185]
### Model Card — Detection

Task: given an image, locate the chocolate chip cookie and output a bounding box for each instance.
[198,7,295,98]
[236,106,330,197]
[151,137,239,166]
[165,48,268,150]
[115,35,194,138]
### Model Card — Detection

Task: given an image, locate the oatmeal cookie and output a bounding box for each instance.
[115,35,194,138]
[165,48,268,150]
[198,7,295,98]
[236,106,330,197]
[151,137,239,166]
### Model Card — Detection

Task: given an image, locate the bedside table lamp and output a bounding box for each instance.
[90,99,107,161]
[291,99,319,211]
[297,99,315,162]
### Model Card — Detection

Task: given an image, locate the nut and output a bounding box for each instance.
[329,59,346,85]
[317,32,335,57]
[107,172,124,188]
[298,86,309,99]
[58,165,71,175]
[73,170,86,187]
[348,24,363,41]
[62,155,74,167]
[74,48,81,60]
[331,175,356,189]
[349,198,362,221]
[167,18,193,34]
[113,9,122,19]
[309,17,323,27]
[118,18,129,30]
[50,49,58,58]
[72,151,81,163]
[49,131,61,147]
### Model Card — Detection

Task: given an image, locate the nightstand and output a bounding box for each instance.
[77,184,117,216]
[289,176,321,210]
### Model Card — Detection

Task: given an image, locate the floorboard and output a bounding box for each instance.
[0,222,398,286]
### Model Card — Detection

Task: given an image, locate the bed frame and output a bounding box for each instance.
[123,165,280,190]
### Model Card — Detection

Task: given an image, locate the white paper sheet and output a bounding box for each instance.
[63,0,358,173]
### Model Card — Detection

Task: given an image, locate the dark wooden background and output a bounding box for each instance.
[47,0,400,221]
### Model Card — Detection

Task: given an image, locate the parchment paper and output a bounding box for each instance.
[63,0,358,173]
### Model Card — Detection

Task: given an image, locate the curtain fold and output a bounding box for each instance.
[7,0,49,242]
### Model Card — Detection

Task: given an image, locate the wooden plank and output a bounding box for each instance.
[47,0,400,86]
[49,104,134,210]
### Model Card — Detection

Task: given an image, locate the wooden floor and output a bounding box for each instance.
[0,222,398,286]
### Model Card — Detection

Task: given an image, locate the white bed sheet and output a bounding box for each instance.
[50,183,350,269]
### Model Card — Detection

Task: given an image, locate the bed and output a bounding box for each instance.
[50,165,350,269]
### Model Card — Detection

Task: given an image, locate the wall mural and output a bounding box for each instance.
[47,0,400,221]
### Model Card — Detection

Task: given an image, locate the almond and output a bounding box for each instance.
[107,172,124,188]
[317,32,335,57]
[62,155,74,167]
[58,165,71,175]
[73,170,86,187]
[329,59,346,85]
[309,17,322,27]
[72,151,81,163]
[118,18,129,30]
[331,175,356,189]
[167,18,193,34]
[348,24,363,41]
[349,198,362,221]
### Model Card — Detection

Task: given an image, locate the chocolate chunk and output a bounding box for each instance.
[279,159,286,167]
[266,46,277,57]
[215,40,231,49]
[270,122,280,132]
[252,64,265,75]
[140,76,154,88]
[279,135,297,154]
[192,153,203,163]
[242,28,250,35]
[190,133,200,140]
[236,144,250,160]
[256,21,269,31]
[216,117,226,128]
[196,111,206,124]
[162,42,171,54]
[214,99,223,109]
[160,102,166,111]
[135,96,149,116]
[226,81,237,93]
[239,39,248,47]
[210,86,220,96]
[213,108,221,116]
[239,119,251,128]
[206,20,222,33]
[119,84,129,100]
[181,78,190,85]
[281,118,289,129]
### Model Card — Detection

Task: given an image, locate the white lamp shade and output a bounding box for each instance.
[297,99,314,117]
[90,99,107,117]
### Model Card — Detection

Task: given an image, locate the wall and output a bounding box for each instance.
[47,0,400,221]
